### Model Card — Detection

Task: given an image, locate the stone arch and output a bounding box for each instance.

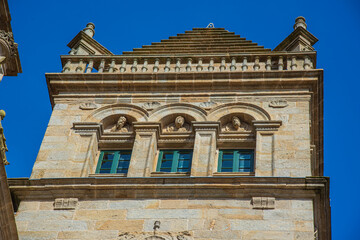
[148,103,207,122]
[145,236,167,240]
[208,102,271,121]
[85,103,149,122]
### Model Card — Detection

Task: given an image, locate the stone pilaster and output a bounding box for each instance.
[191,122,220,177]
[253,121,282,177]
[128,123,160,177]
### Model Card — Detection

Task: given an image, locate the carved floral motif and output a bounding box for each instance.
[199,101,217,110]
[79,102,98,110]
[142,102,161,110]
[0,30,18,56]
[269,99,288,108]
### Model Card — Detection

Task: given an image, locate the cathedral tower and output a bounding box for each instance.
[10,17,330,240]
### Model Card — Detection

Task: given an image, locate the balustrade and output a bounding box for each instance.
[60,54,315,74]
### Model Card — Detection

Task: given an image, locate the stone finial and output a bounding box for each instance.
[83,22,95,38]
[0,110,5,120]
[293,16,307,30]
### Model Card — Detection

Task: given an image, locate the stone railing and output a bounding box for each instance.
[60,53,316,74]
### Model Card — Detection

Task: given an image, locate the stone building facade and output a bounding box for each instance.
[0,0,21,239]
[10,17,331,239]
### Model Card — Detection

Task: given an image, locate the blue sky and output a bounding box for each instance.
[1,0,359,238]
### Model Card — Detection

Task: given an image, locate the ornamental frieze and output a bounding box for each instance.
[0,30,18,56]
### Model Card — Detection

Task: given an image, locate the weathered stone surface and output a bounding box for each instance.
[95,220,144,231]
[13,20,330,240]
[57,230,118,239]
[74,209,126,220]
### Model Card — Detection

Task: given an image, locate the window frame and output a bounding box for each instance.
[156,149,193,173]
[217,149,254,173]
[95,150,132,174]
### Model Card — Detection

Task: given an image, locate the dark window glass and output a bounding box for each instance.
[96,151,132,174]
[158,150,193,173]
[218,150,254,173]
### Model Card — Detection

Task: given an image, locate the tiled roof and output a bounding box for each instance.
[122,28,271,56]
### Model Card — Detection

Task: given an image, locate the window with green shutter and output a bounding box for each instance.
[96,150,132,174]
[218,150,254,172]
[157,150,192,173]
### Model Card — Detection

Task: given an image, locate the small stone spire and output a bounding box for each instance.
[293,16,307,30]
[83,22,95,38]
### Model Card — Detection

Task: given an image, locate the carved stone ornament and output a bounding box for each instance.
[222,116,252,132]
[106,115,131,133]
[79,102,98,110]
[142,102,161,110]
[269,99,288,108]
[0,131,9,165]
[164,116,191,133]
[118,232,193,240]
[54,198,78,210]
[199,101,217,110]
[0,30,18,56]
[251,197,275,209]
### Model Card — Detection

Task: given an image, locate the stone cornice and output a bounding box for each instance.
[8,176,329,201]
[192,121,220,133]
[46,70,322,98]
[252,120,282,132]
[60,51,317,62]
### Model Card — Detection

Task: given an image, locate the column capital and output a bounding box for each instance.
[252,120,282,132]
[133,122,161,137]
[191,121,220,133]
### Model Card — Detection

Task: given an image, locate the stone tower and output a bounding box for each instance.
[10,17,331,240]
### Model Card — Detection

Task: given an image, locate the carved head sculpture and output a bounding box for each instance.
[232,116,241,130]
[175,116,185,129]
[116,116,127,129]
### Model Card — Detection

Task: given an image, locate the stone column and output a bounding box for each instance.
[191,122,220,177]
[253,121,282,177]
[128,123,160,177]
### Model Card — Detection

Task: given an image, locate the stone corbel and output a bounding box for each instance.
[191,121,220,177]
[252,120,282,177]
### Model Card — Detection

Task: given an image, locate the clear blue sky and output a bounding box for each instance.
[1,0,359,238]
